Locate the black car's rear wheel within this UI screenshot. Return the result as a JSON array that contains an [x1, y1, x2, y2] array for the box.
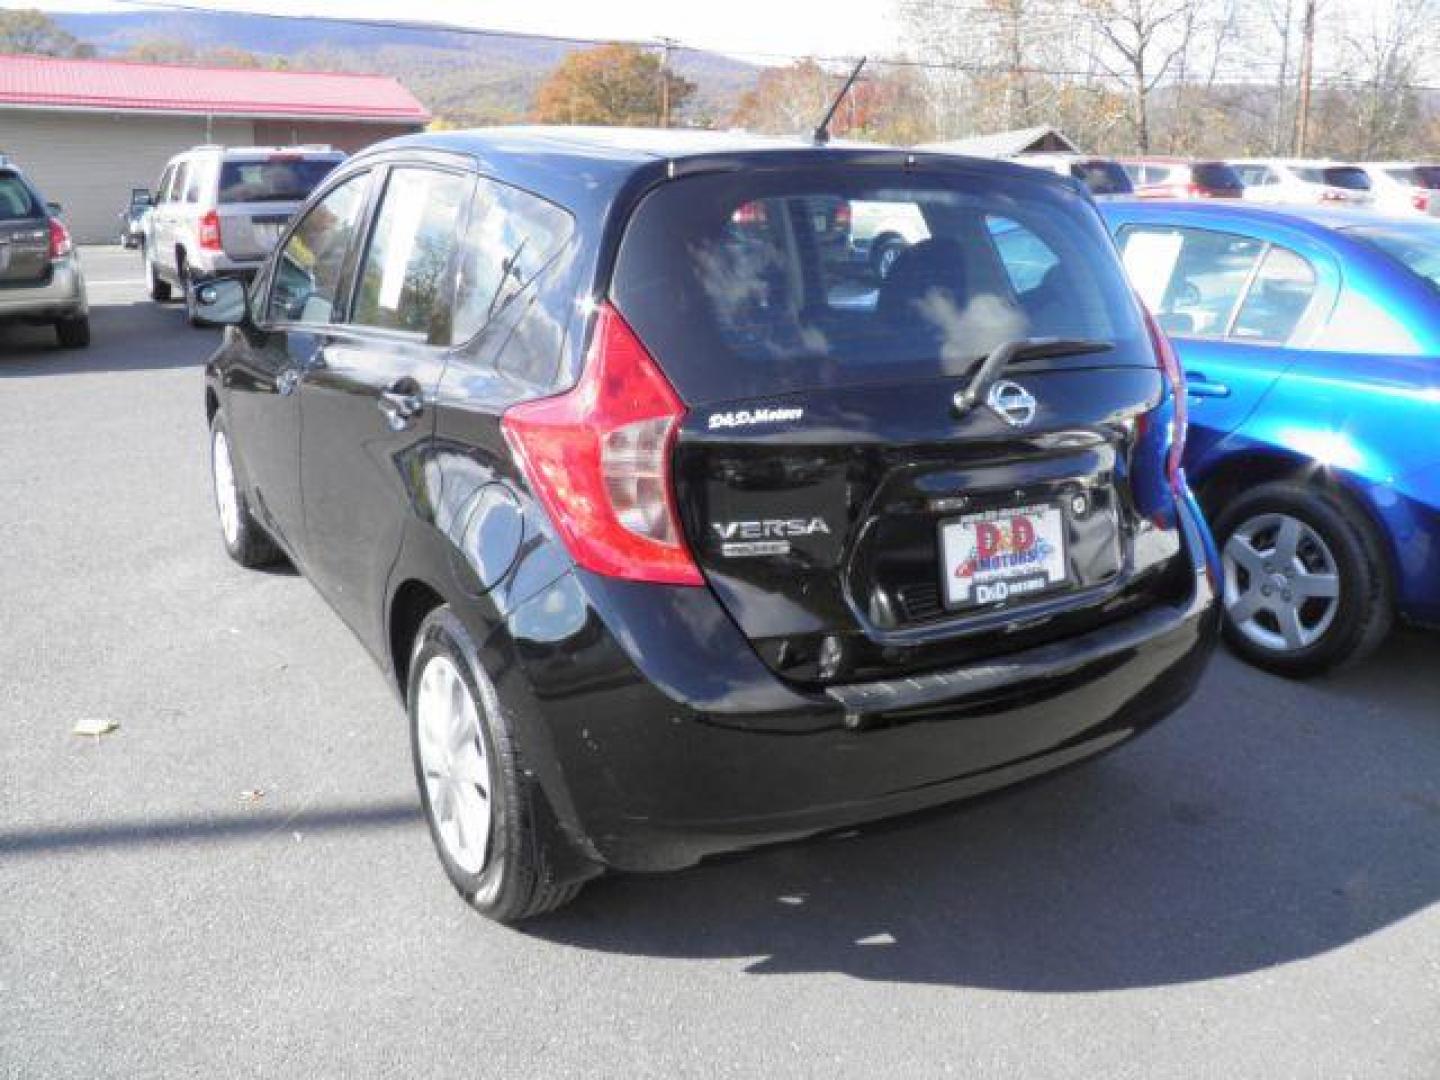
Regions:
[[408, 606, 585, 923], [1213, 480, 1392, 676], [209, 413, 280, 568]]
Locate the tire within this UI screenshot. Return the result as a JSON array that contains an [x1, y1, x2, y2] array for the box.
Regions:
[[147, 255, 172, 302], [209, 412, 281, 569], [54, 316, 90, 348], [408, 606, 586, 923], [1212, 479, 1392, 676], [180, 260, 206, 327]]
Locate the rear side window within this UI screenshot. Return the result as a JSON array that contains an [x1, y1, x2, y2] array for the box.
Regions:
[[452, 178, 574, 343], [1347, 224, 1440, 291], [219, 158, 339, 204], [611, 168, 1148, 404], [267, 172, 370, 325], [350, 167, 471, 338], [1118, 225, 1315, 344], [0, 173, 38, 220], [1412, 166, 1440, 189]]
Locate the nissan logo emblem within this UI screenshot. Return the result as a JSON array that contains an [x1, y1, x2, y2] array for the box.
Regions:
[[986, 380, 1038, 427]]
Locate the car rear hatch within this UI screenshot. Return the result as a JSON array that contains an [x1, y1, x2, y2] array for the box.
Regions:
[[0, 170, 51, 286], [610, 161, 1191, 688], [216, 154, 342, 260]]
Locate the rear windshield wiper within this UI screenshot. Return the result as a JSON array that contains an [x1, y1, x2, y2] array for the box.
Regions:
[[953, 337, 1113, 416]]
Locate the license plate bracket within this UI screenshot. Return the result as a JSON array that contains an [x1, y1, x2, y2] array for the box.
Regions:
[[939, 501, 1069, 610]]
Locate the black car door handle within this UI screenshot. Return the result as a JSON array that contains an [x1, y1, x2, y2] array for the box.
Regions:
[[378, 381, 424, 429]]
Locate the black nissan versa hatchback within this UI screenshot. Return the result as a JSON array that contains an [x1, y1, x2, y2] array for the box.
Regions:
[[198, 127, 1220, 922]]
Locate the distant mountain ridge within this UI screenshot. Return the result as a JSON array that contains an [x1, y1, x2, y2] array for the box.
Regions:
[[51, 10, 761, 125]]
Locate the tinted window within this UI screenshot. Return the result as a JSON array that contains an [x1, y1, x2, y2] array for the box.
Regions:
[[1232, 246, 1317, 343], [171, 163, 190, 204], [1192, 163, 1244, 190], [219, 159, 340, 204], [1118, 225, 1264, 338], [612, 168, 1149, 404], [267, 172, 370, 325], [1070, 161, 1132, 196], [1347, 224, 1440, 291], [453, 178, 574, 343], [1413, 166, 1440, 189], [0, 173, 38, 220], [351, 167, 471, 338], [1321, 166, 1371, 190], [183, 160, 205, 203]]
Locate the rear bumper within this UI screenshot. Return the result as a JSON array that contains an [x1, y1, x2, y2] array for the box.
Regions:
[[0, 256, 86, 321], [498, 496, 1219, 874], [187, 251, 262, 282]]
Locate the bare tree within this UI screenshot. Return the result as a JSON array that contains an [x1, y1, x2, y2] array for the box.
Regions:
[[1080, 0, 1203, 152]]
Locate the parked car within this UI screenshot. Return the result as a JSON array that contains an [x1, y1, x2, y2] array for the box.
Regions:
[[143, 144, 345, 325], [1101, 198, 1440, 674], [1229, 159, 1375, 207], [1351, 162, 1440, 216], [0, 155, 88, 347], [118, 187, 152, 248], [1120, 158, 1245, 199], [1009, 153, 1135, 197], [198, 128, 1218, 922]]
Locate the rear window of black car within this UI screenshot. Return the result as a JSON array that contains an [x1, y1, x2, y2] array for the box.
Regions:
[[610, 166, 1149, 404], [1072, 161, 1133, 196], [0, 172, 38, 220], [1191, 163, 1243, 190], [219, 158, 340, 203]]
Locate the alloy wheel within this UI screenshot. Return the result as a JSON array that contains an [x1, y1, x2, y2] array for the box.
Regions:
[[211, 428, 241, 548], [1222, 512, 1341, 654], [415, 655, 493, 875]]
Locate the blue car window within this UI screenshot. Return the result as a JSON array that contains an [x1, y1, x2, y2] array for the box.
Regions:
[[1118, 225, 1265, 339], [1232, 246, 1317, 343]]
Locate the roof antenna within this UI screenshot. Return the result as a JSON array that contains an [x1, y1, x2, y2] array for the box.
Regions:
[[813, 56, 867, 147]]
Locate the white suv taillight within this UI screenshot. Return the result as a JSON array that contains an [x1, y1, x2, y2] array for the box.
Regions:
[[198, 209, 223, 252]]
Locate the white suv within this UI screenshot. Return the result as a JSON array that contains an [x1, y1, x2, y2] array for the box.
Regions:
[[1229, 159, 1375, 207], [1351, 162, 1440, 216], [143, 145, 345, 324]]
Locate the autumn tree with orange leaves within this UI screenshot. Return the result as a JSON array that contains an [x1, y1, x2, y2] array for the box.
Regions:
[[532, 44, 695, 126]]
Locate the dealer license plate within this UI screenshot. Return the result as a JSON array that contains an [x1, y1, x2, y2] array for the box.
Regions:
[[940, 503, 1068, 609]]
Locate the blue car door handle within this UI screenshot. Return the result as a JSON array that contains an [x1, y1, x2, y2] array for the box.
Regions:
[[1186, 372, 1231, 398]]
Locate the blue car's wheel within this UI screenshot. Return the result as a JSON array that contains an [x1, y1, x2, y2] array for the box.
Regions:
[[1214, 481, 1392, 676]]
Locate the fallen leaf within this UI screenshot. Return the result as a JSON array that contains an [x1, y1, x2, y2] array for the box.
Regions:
[[72, 718, 119, 737]]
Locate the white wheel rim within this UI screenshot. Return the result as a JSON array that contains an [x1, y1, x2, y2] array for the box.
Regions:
[[1222, 512, 1341, 654], [211, 429, 241, 547], [416, 655, 493, 875]]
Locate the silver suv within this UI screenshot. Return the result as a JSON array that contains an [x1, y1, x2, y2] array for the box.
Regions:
[[143, 145, 344, 324], [0, 156, 88, 348]]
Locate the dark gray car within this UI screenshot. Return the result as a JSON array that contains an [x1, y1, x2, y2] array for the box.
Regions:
[[0, 160, 88, 347]]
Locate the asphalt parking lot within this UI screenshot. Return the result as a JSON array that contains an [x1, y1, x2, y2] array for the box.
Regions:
[[2, 246, 1439, 1078]]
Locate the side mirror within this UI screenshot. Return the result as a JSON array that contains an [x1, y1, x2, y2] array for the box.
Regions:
[[193, 276, 248, 326], [46, 201, 63, 216]]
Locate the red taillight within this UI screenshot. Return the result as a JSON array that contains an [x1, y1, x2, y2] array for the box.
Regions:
[[198, 209, 223, 251], [501, 302, 703, 587], [832, 200, 851, 230], [1185, 183, 1204, 198], [730, 200, 767, 226], [47, 216, 71, 259], [1141, 301, 1187, 487], [1413, 190, 1431, 211]]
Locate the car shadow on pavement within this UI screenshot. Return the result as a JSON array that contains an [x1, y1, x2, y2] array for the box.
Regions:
[[0, 300, 217, 376], [532, 629, 1440, 992]]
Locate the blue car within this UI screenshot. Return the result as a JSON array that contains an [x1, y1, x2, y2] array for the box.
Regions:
[[1100, 200, 1440, 675]]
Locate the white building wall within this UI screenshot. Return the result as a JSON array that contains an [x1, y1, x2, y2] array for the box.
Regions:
[[0, 110, 255, 243]]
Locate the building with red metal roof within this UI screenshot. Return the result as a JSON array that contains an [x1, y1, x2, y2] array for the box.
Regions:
[[0, 53, 430, 241]]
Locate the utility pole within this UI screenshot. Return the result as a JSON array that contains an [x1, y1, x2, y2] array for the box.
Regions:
[[1293, 0, 1316, 156], [657, 36, 677, 128]]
